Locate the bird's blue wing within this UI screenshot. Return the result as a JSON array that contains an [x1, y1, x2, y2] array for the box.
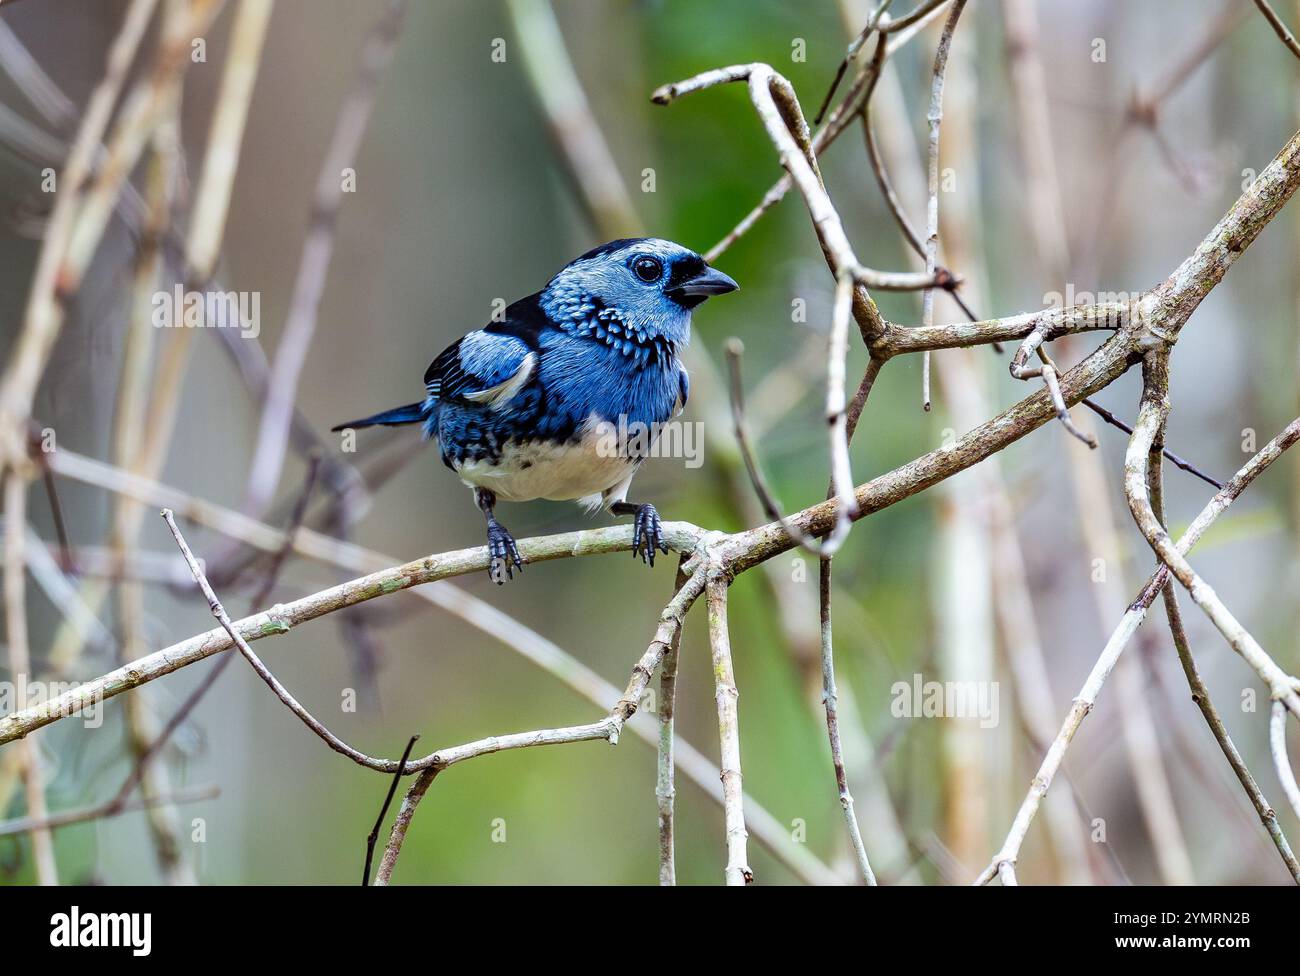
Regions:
[[424, 330, 535, 408]]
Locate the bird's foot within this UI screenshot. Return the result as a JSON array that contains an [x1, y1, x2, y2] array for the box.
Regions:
[[630, 503, 670, 567], [486, 519, 523, 584]]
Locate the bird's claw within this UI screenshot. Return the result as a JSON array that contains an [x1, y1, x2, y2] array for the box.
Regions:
[[630, 503, 670, 567], [487, 521, 523, 584]]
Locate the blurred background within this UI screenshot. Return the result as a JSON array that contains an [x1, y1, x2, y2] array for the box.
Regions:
[[2, 0, 1299, 885]]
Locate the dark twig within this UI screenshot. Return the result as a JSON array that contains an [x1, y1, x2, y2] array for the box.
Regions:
[[35, 442, 76, 573], [363, 734, 419, 886], [1254, 0, 1300, 61], [1081, 399, 1222, 489]]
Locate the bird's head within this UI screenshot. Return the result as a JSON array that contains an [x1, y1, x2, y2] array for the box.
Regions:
[[541, 238, 738, 348]]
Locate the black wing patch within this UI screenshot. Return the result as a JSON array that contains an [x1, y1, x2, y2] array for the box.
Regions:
[[423, 338, 472, 403], [424, 294, 549, 405]]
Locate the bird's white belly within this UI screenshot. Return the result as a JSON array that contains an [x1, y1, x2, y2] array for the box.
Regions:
[[455, 419, 638, 504]]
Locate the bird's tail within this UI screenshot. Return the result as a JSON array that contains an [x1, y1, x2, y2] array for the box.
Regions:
[[331, 401, 427, 432]]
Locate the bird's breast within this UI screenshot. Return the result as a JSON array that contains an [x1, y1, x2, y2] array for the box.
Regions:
[[535, 338, 681, 432], [453, 413, 639, 503]]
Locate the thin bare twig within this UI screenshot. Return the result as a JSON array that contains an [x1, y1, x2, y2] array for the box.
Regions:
[[4, 473, 56, 883], [1159, 551, 1289, 878], [0, 785, 218, 838], [363, 734, 418, 886], [919, 0, 969, 411], [1254, 0, 1300, 62], [880, 0, 951, 34], [1271, 702, 1300, 821], [657, 561, 687, 886], [1124, 357, 1300, 719], [1154, 465, 1300, 882], [162, 508, 427, 772], [374, 767, 437, 885], [863, 108, 924, 256], [819, 557, 877, 884], [0, 0, 166, 459], [1008, 321, 1098, 448], [243, 0, 407, 517], [724, 338, 852, 557], [812, 0, 892, 125], [703, 4, 951, 265], [707, 577, 751, 885], [653, 62, 889, 342], [975, 413, 1300, 884]]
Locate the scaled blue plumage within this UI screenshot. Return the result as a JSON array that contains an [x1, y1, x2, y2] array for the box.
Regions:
[[331, 237, 737, 582]]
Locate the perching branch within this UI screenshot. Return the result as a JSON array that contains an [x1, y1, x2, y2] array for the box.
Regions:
[[23, 444, 840, 882]]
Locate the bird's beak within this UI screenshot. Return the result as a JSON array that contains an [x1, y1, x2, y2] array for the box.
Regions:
[[669, 266, 739, 301]]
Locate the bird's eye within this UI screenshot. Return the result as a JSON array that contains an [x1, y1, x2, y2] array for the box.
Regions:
[[632, 256, 663, 283]]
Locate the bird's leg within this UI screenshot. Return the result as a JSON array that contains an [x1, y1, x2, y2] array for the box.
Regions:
[[610, 501, 670, 567], [475, 487, 522, 584]]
